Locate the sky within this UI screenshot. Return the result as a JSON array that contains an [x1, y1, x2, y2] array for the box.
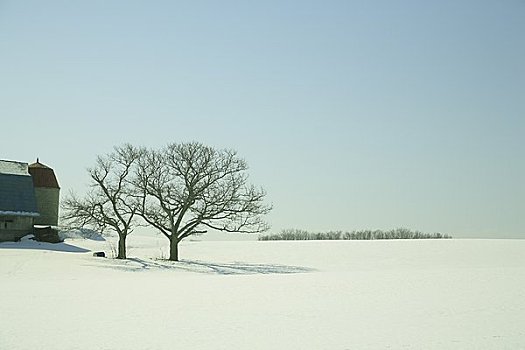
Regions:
[[1, 0, 523, 238]]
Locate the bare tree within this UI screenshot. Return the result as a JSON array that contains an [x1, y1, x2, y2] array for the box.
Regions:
[[62, 144, 143, 259], [136, 142, 271, 261]]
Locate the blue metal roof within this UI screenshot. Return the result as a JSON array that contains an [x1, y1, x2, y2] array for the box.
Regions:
[[0, 173, 39, 216]]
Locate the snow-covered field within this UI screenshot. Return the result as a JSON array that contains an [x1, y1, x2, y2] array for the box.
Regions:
[[1, 235, 524, 349]]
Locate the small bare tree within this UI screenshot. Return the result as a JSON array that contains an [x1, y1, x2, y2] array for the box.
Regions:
[[136, 142, 271, 261], [62, 144, 143, 259]]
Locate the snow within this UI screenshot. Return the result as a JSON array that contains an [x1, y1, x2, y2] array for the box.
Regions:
[[0, 210, 40, 217], [0, 160, 29, 176], [1, 236, 524, 349]]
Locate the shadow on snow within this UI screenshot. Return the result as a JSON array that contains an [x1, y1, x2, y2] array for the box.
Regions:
[[98, 257, 315, 275], [0, 241, 90, 253]]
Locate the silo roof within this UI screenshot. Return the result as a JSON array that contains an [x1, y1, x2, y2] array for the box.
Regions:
[[28, 160, 60, 189]]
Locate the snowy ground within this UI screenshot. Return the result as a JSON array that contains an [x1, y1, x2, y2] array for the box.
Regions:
[[1, 235, 524, 349]]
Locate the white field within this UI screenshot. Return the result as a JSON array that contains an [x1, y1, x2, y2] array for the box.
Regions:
[[1, 235, 524, 350]]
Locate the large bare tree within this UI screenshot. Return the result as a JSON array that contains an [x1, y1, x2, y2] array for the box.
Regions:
[[136, 142, 271, 261], [62, 144, 143, 259]]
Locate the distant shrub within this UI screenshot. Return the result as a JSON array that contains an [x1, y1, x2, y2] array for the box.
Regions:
[[259, 228, 451, 241], [58, 228, 106, 241]]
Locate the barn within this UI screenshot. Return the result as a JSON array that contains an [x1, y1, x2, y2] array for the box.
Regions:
[[0, 159, 60, 242]]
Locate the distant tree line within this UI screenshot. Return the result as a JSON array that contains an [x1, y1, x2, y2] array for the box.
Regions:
[[258, 228, 452, 241]]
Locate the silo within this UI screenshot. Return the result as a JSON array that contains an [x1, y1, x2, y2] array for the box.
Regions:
[[28, 159, 60, 226]]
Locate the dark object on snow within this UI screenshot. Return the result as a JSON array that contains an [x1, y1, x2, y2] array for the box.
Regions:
[[93, 251, 106, 258], [34, 226, 62, 243]]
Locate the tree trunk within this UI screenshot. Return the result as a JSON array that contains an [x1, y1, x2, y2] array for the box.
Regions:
[[169, 237, 179, 261], [117, 234, 127, 259]]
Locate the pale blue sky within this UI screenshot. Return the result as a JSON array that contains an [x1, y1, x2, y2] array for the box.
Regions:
[[1, 1, 523, 238]]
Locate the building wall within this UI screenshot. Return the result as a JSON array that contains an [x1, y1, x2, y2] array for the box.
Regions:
[[0, 216, 34, 241], [33, 187, 60, 226]]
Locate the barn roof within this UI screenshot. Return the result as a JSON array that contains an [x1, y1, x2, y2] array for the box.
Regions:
[[0, 173, 40, 217], [0, 160, 29, 176]]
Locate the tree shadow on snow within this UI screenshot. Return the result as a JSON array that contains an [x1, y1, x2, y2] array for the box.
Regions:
[[98, 258, 315, 275], [0, 241, 90, 253]]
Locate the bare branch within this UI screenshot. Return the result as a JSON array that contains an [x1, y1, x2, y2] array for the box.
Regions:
[[61, 144, 144, 259], [135, 142, 272, 261]]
